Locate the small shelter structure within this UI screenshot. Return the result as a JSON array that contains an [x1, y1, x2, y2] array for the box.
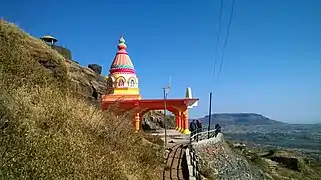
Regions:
[[40, 35, 58, 45]]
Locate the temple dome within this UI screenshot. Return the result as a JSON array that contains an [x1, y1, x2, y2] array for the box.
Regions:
[[109, 36, 135, 74]]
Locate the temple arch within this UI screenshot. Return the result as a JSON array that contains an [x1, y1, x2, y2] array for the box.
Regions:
[[138, 106, 182, 132], [116, 76, 126, 87], [128, 78, 136, 87], [140, 107, 179, 118]]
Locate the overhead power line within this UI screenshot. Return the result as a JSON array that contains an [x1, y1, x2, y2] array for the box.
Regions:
[[211, 0, 224, 91], [215, 0, 235, 86]]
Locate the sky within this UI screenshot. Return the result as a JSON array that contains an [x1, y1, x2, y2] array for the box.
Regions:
[[1, 0, 321, 123]]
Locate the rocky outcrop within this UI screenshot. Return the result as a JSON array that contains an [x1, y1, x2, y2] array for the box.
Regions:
[[230, 143, 321, 179], [262, 150, 305, 172], [142, 111, 176, 130], [64, 59, 108, 103], [88, 64, 102, 74], [193, 134, 267, 180], [142, 111, 162, 130]]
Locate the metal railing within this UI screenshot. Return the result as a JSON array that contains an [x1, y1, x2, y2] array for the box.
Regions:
[[189, 128, 220, 180], [189, 127, 219, 144], [187, 127, 221, 180]]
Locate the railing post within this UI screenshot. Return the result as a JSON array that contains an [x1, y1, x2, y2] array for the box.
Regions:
[[192, 151, 196, 176], [196, 129, 199, 142], [194, 153, 198, 177]]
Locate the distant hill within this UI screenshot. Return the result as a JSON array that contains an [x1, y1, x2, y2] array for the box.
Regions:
[[197, 113, 286, 126]]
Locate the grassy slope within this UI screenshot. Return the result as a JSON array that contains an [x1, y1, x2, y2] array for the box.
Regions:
[[0, 20, 162, 180]]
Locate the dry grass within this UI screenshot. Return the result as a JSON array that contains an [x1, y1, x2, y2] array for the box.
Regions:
[[0, 19, 163, 179], [0, 20, 69, 90]]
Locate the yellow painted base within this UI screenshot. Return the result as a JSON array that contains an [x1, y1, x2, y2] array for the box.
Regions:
[[179, 128, 184, 133], [182, 129, 191, 135], [114, 87, 140, 95], [175, 126, 179, 130]]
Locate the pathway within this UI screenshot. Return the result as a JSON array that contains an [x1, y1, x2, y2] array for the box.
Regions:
[[149, 129, 190, 180]]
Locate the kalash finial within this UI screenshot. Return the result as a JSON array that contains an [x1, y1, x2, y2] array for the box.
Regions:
[[117, 35, 127, 51]]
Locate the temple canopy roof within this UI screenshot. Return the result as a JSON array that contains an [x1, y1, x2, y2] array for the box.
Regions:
[[109, 36, 135, 75]]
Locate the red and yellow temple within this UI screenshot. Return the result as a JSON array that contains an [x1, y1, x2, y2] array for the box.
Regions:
[[101, 36, 199, 134]]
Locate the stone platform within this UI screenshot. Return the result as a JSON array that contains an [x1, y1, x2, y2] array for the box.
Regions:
[[148, 129, 190, 146]]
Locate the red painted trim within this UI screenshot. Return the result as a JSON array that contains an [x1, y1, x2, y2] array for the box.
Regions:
[[116, 52, 128, 55], [102, 98, 199, 104], [110, 68, 136, 74]]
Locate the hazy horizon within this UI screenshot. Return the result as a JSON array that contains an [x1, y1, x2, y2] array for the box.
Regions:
[[191, 112, 320, 124]]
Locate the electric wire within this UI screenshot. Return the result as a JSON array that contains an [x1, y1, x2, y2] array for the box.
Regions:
[[215, 0, 235, 86], [209, 0, 235, 130], [211, 0, 224, 92]]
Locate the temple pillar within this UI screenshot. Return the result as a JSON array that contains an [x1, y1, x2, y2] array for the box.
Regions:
[[139, 113, 143, 131], [134, 113, 140, 132], [181, 110, 190, 135], [178, 114, 182, 131], [175, 112, 181, 131], [179, 113, 185, 133]]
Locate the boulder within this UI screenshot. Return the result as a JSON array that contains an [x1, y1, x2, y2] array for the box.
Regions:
[[88, 64, 102, 74]]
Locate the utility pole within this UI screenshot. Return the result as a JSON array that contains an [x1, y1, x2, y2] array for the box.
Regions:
[[163, 87, 168, 151], [208, 92, 212, 138], [163, 77, 171, 154]]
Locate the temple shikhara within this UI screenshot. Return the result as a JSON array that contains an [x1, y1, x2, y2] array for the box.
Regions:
[[101, 36, 199, 134]]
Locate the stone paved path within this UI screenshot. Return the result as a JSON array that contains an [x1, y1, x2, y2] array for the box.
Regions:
[[163, 144, 186, 179], [149, 129, 190, 180]]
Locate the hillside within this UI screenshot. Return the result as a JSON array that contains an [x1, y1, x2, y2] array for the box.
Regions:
[[197, 113, 321, 167], [194, 135, 267, 180], [0, 20, 163, 179], [228, 140, 321, 180], [198, 113, 285, 126], [193, 134, 321, 180]]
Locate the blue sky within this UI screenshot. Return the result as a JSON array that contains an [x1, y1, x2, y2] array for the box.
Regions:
[[1, 0, 321, 123]]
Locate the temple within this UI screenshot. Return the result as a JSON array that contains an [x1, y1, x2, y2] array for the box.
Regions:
[[101, 36, 199, 134], [103, 36, 142, 101]]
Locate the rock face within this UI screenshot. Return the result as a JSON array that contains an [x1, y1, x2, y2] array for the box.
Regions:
[[88, 64, 102, 75], [142, 111, 176, 130], [64, 59, 108, 103], [194, 135, 267, 180], [36, 54, 107, 103]]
